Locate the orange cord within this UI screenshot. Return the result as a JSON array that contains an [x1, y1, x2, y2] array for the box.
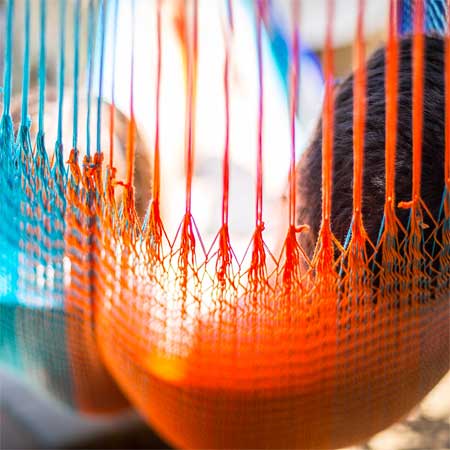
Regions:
[[412, 0, 424, 204], [321, 0, 335, 231], [385, 0, 399, 209], [352, 0, 366, 232]]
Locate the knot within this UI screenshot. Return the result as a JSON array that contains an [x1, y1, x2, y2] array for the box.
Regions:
[[113, 179, 129, 189], [295, 224, 310, 234], [93, 151, 104, 165], [398, 200, 414, 209], [256, 222, 265, 233], [66, 148, 81, 183], [107, 165, 117, 179]]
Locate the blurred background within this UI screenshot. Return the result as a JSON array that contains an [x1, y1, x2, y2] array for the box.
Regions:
[[1, 0, 449, 449]]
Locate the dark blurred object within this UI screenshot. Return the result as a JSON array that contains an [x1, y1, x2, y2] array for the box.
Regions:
[[0, 369, 170, 450]]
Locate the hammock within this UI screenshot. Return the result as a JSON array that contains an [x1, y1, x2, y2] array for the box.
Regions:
[[0, 0, 448, 448]]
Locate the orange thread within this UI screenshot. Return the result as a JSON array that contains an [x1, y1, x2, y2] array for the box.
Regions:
[[385, 0, 399, 209], [446, 0, 450, 190], [184, 0, 198, 215], [255, 0, 266, 227], [289, 0, 300, 228], [321, 0, 335, 231], [109, 104, 114, 168], [412, 0, 424, 203], [126, 0, 136, 188], [153, 0, 162, 205], [222, 0, 233, 226], [352, 0, 366, 232]]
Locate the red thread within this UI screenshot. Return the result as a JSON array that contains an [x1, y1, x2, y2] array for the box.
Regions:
[[289, 0, 300, 228], [445, 0, 450, 190], [385, 0, 399, 208], [321, 0, 335, 230], [412, 0, 424, 203], [126, 0, 136, 188], [153, 0, 162, 205], [184, 0, 198, 215], [255, 0, 265, 227], [352, 0, 366, 232], [222, 0, 233, 226]]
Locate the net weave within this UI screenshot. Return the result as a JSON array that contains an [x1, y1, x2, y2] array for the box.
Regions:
[[0, 0, 449, 448]]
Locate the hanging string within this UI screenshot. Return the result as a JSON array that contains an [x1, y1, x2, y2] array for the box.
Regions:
[[385, 0, 399, 208], [86, 0, 95, 159], [281, 0, 306, 290], [96, 0, 106, 154], [72, 0, 81, 152], [38, 0, 46, 137], [184, 0, 198, 215], [352, 0, 366, 228], [446, 0, 450, 191], [255, 0, 265, 227], [153, 0, 163, 205], [126, 0, 136, 187], [20, 0, 31, 129], [2, 0, 14, 118], [226, 0, 234, 29], [288, 0, 300, 228], [321, 0, 335, 230], [109, 0, 119, 168], [56, 0, 66, 151], [221, 0, 234, 226], [412, 0, 424, 203]]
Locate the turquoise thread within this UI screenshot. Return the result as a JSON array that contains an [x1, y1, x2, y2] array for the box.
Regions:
[[86, 0, 95, 159], [72, 0, 81, 152], [2, 0, 14, 117], [96, 0, 106, 154], [56, 0, 67, 155], [20, 0, 31, 128], [38, 0, 47, 137]]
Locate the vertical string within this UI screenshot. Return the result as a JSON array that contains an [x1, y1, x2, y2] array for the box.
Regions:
[[446, 0, 450, 191], [126, 0, 136, 186], [72, 0, 81, 151], [2, 0, 14, 117], [321, 0, 335, 229], [86, 0, 95, 159], [352, 0, 366, 224], [38, 0, 46, 136], [222, 0, 234, 226], [255, 0, 265, 227], [96, 0, 106, 154], [109, 0, 119, 167], [385, 0, 399, 206], [412, 0, 424, 203], [288, 0, 300, 228], [226, 0, 234, 28], [184, 0, 198, 214], [153, 0, 163, 205], [20, 0, 31, 128], [56, 0, 66, 150]]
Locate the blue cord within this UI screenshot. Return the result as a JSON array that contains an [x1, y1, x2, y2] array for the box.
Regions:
[[56, 0, 67, 152], [38, 0, 47, 136], [2, 0, 14, 118], [72, 0, 81, 152], [86, 0, 95, 159], [399, 0, 447, 35], [96, 0, 106, 154], [20, 0, 31, 128], [431, 188, 448, 258]]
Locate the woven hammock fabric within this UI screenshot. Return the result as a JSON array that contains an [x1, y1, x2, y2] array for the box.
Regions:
[[0, 0, 449, 449]]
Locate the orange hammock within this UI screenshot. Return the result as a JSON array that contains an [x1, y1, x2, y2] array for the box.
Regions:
[[0, 0, 449, 448]]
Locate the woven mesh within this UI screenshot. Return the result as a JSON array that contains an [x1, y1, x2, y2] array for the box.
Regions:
[[0, 0, 449, 448], [400, 0, 448, 34]]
